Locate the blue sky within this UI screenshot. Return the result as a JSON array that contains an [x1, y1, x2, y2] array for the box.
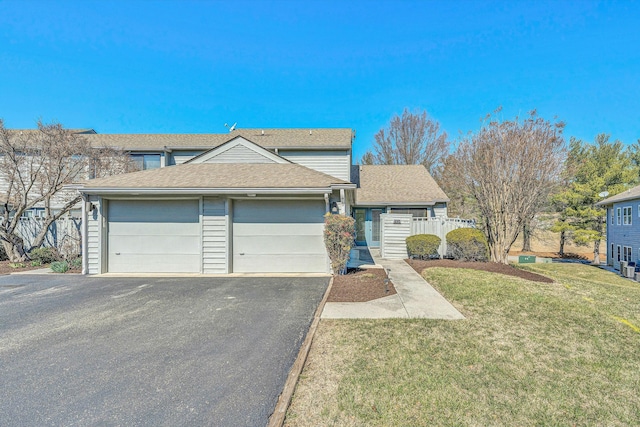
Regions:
[[1, 0, 638, 159]]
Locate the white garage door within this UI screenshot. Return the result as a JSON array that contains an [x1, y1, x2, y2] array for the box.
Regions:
[[233, 199, 327, 273], [108, 199, 201, 273]]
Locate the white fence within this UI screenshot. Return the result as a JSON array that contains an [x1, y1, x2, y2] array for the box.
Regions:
[[380, 214, 476, 259], [12, 218, 82, 255]]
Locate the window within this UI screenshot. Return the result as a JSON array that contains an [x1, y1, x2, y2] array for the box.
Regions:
[[131, 153, 161, 170], [617, 245, 621, 262], [21, 208, 45, 219], [611, 209, 615, 225], [624, 246, 633, 262], [389, 208, 429, 218], [617, 207, 621, 225], [612, 243, 614, 259], [623, 206, 632, 225]]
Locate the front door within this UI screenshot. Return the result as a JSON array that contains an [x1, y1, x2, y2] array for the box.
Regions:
[[370, 209, 383, 247], [353, 208, 384, 247]]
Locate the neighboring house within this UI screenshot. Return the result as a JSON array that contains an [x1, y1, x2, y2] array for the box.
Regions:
[[66, 128, 451, 275], [596, 184, 640, 270]]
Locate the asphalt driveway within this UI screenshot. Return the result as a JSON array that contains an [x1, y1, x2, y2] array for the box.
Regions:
[[0, 274, 329, 427]]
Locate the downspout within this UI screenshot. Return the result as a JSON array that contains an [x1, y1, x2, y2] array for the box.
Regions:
[[81, 193, 88, 275]]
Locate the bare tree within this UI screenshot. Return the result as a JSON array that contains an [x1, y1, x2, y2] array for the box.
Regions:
[[456, 110, 565, 264], [0, 119, 137, 261], [437, 151, 478, 219], [361, 108, 449, 175]]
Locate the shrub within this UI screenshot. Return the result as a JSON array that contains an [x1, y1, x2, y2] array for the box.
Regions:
[[446, 228, 489, 261], [9, 262, 25, 269], [70, 257, 82, 269], [50, 261, 69, 273], [30, 260, 42, 267], [29, 247, 60, 264], [406, 234, 441, 259], [0, 244, 7, 261], [323, 213, 355, 275]]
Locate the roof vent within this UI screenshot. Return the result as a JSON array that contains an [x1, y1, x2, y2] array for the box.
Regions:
[[261, 130, 264, 136], [309, 130, 312, 135]]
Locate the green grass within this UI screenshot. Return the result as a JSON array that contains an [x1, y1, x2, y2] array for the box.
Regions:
[[286, 263, 640, 426]]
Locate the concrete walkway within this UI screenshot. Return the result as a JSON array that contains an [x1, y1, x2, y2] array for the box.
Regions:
[[322, 249, 464, 320]]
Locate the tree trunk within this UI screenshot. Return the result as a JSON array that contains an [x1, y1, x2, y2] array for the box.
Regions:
[[559, 230, 566, 256], [522, 222, 532, 252], [489, 240, 509, 264], [593, 215, 604, 265], [2, 235, 28, 263]]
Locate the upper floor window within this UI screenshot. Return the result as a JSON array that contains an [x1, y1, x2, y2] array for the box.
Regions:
[[611, 209, 615, 225], [623, 206, 632, 225], [617, 207, 621, 225], [131, 153, 161, 170]]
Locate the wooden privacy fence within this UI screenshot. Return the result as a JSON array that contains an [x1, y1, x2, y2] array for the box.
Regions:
[[380, 214, 476, 259]]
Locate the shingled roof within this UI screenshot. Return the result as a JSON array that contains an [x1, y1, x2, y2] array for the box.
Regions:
[[351, 165, 449, 205], [76, 163, 353, 191], [82, 128, 353, 151], [595, 184, 640, 206]]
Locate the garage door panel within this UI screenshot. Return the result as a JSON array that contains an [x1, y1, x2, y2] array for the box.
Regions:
[[109, 254, 200, 273], [109, 222, 200, 235], [109, 235, 201, 255], [109, 200, 198, 222], [233, 254, 326, 273], [233, 204, 321, 223], [234, 235, 325, 255], [108, 199, 201, 273], [233, 223, 324, 236]]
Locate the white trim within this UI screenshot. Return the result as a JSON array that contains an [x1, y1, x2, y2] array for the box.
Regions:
[[623, 206, 632, 225], [76, 186, 354, 196], [81, 194, 88, 275], [199, 197, 204, 274], [353, 200, 449, 207]]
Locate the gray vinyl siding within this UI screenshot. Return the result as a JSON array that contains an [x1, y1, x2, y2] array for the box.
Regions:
[[202, 198, 228, 274], [433, 203, 448, 217], [203, 145, 276, 163], [280, 150, 350, 181], [379, 213, 412, 259], [87, 196, 102, 274], [169, 150, 206, 165], [606, 200, 640, 269]]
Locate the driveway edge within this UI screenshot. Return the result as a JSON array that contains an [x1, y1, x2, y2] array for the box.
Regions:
[[267, 276, 334, 427]]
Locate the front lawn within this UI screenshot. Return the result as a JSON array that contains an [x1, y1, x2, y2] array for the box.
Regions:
[[285, 263, 640, 426]]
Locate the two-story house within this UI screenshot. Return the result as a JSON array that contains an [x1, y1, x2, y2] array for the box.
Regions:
[[67, 128, 449, 275], [596, 184, 640, 270]]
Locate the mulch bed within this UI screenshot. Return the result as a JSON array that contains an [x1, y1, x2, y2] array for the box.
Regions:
[[405, 258, 554, 283], [0, 260, 51, 275], [328, 267, 397, 302]]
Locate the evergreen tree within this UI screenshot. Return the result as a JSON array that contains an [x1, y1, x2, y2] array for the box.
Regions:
[[552, 134, 640, 263]]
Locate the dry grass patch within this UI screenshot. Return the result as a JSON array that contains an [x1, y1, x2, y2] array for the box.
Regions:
[[286, 264, 640, 426]]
